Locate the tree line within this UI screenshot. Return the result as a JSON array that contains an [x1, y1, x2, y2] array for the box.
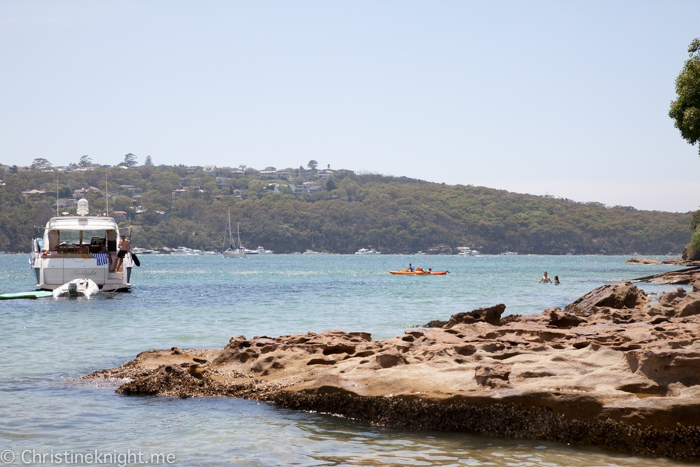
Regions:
[[0, 164, 693, 255]]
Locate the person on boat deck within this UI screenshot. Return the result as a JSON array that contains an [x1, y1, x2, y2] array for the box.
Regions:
[[554, 276, 560, 285], [112, 234, 130, 272], [408, 263, 414, 272], [538, 271, 552, 284]]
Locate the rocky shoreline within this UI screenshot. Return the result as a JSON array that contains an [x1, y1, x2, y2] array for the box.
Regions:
[[86, 280, 700, 460]]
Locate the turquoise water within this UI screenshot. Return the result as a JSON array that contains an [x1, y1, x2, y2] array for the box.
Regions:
[[0, 254, 692, 466]]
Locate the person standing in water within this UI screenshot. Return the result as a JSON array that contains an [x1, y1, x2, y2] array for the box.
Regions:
[[538, 271, 552, 284], [554, 276, 560, 285]]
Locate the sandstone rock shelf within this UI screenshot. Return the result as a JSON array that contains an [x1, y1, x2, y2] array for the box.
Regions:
[[85, 282, 700, 460]]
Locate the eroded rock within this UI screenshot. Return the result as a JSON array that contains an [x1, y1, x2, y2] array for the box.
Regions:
[[445, 304, 505, 327]]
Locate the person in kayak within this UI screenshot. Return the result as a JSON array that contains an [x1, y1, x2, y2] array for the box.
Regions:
[[408, 263, 414, 272]]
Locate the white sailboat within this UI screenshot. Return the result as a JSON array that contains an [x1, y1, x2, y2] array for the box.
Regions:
[[222, 211, 245, 258]]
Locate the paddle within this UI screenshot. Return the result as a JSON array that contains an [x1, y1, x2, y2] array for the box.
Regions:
[[129, 226, 141, 267]]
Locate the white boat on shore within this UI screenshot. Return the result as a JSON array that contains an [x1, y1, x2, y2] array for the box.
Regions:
[[52, 278, 100, 299], [30, 198, 133, 292]]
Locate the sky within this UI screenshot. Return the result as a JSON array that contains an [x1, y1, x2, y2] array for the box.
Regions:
[[1, 1, 699, 212]]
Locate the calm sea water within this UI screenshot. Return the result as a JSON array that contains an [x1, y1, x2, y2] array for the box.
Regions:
[[0, 254, 693, 466]]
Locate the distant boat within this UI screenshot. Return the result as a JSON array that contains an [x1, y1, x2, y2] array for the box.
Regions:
[[501, 251, 518, 255], [172, 247, 200, 255], [457, 247, 479, 256], [355, 248, 380, 255], [303, 249, 320, 255], [222, 212, 245, 258], [255, 246, 273, 254]]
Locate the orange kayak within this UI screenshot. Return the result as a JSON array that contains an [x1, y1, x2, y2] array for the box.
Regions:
[[389, 270, 447, 275]]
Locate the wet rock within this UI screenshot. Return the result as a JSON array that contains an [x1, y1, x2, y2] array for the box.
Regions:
[[564, 282, 648, 315], [544, 307, 586, 328], [626, 257, 662, 264], [662, 257, 687, 265], [445, 304, 505, 327]]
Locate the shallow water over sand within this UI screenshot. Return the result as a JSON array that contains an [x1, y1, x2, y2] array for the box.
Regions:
[[0, 254, 693, 466]]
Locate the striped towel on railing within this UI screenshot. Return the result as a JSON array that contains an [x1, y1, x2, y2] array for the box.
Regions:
[[93, 253, 109, 266]]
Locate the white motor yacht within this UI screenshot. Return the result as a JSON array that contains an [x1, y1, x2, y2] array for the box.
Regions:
[[255, 246, 273, 254], [355, 248, 380, 255], [30, 199, 133, 292], [303, 249, 320, 255]]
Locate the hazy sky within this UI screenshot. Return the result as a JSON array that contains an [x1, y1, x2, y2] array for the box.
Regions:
[[2, 1, 699, 212]]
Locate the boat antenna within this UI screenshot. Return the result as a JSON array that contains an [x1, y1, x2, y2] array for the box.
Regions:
[[55, 169, 59, 217], [105, 171, 109, 216]]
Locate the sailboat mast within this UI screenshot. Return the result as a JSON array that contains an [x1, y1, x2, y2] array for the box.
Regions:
[[228, 210, 233, 248]]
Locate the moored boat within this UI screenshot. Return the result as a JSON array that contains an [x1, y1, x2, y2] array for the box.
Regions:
[[355, 248, 380, 255], [30, 199, 133, 292]]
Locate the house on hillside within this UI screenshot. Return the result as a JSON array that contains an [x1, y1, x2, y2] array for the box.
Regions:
[[22, 189, 46, 196], [112, 211, 127, 223], [203, 165, 216, 173], [234, 188, 248, 200], [172, 187, 187, 197], [260, 167, 278, 179], [216, 177, 230, 188]]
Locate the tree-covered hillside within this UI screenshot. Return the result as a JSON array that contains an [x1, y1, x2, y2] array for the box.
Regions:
[[0, 164, 692, 254]]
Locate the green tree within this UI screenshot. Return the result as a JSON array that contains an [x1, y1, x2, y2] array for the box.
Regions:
[[31, 158, 52, 169], [669, 38, 700, 260], [123, 153, 138, 168], [307, 160, 318, 171], [145, 155, 153, 166], [79, 155, 92, 167], [670, 38, 700, 155]]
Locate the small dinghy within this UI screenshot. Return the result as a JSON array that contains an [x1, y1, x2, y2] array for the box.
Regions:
[[53, 278, 100, 299]]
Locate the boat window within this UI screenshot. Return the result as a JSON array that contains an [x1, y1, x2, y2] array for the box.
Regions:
[[53, 230, 107, 254]]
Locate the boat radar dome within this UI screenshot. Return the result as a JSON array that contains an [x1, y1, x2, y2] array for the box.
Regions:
[[76, 198, 89, 216]]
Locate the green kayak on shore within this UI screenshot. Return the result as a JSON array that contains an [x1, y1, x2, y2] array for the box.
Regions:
[[0, 291, 53, 300]]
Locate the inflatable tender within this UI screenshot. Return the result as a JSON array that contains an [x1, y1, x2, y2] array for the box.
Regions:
[[53, 278, 100, 299]]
